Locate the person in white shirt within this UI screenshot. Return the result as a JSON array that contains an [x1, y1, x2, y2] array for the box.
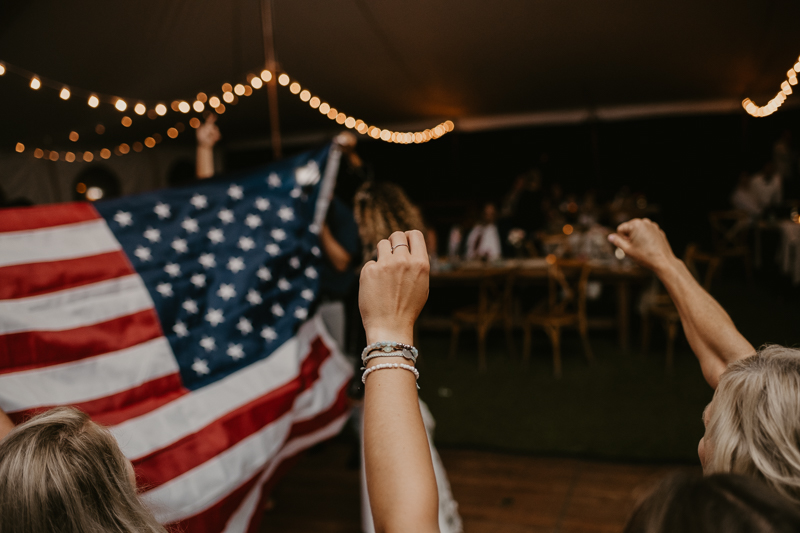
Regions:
[[731, 165, 782, 217], [465, 203, 502, 261]]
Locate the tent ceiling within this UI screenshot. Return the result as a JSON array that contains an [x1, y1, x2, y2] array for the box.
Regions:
[[1, 0, 798, 150]]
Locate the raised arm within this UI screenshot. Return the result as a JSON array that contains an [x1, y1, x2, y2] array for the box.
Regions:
[[0, 408, 14, 440], [196, 114, 221, 179], [359, 230, 439, 533], [609, 219, 755, 389]]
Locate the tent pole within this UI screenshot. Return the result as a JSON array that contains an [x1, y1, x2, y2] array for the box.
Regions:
[[260, 0, 282, 160]]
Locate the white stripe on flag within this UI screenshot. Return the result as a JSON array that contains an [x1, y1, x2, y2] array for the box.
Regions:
[[111, 315, 323, 460], [0, 274, 154, 335], [0, 219, 121, 268], [219, 413, 350, 533], [0, 337, 179, 412]]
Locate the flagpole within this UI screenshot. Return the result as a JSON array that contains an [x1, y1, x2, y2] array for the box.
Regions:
[[260, 0, 282, 160]]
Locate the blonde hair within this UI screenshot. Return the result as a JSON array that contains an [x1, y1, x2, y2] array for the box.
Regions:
[[353, 181, 426, 261], [706, 345, 800, 505], [0, 407, 167, 533]]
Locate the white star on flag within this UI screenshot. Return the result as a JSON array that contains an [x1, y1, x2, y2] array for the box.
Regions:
[[268, 173, 281, 187], [154, 202, 171, 219], [192, 358, 211, 375], [164, 263, 181, 277], [114, 211, 133, 227], [228, 184, 244, 200], [217, 284, 236, 301], [257, 267, 272, 281], [265, 243, 281, 256], [271, 303, 285, 317], [143, 227, 161, 242], [311, 246, 321, 257], [182, 299, 199, 314], [238, 236, 256, 251], [290, 188, 301, 198], [255, 198, 270, 211], [294, 308, 308, 319], [171, 238, 189, 254], [205, 308, 225, 327], [261, 327, 277, 341], [218, 209, 235, 224], [305, 266, 318, 279], [173, 321, 189, 338], [270, 229, 287, 241], [198, 253, 216, 269], [236, 317, 253, 335], [277, 206, 294, 221], [156, 283, 173, 297], [134, 246, 152, 261], [277, 278, 291, 291], [289, 257, 301, 269], [199, 336, 216, 352], [227, 343, 245, 360], [190, 194, 208, 209], [301, 289, 314, 301], [246, 289, 263, 305], [191, 273, 207, 288], [207, 228, 225, 244], [227, 257, 245, 273], [181, 217, 199, 233], [245, 214, 263, 229]]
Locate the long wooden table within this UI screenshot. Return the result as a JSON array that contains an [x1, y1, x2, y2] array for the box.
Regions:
[[423, 258, 651, 352]]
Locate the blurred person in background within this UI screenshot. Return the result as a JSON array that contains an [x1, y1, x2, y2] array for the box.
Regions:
[[465, 202, 502, 261]]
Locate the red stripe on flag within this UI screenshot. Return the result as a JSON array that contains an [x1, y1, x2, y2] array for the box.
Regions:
[[0, 251, 134, 300], [132, 338, 332, 489], [0, 202, 100, 232], [0, 309, 164, 373], [8, 373, 188, 426]]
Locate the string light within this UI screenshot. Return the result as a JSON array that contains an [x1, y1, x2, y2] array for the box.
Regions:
[[134, 103, 146, 115], [88, 95, 99, 108], [743, 53, 800, 117], [15, 142, 24, 153], [59, 87, 70, 100], [0, 64, 5, 75], [114, 99, 127, 112], [155, 103, 167, 116], [30, 77, 41, 90]]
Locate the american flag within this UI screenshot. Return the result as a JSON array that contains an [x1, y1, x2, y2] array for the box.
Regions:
[[0, 144, 353, 532]]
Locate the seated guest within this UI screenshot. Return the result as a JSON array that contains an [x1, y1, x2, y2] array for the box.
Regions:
[[0, 407, 166, 533], [465, 202, 502, 261], [732, 163, 783, 217], [625, 472, 800, 533]]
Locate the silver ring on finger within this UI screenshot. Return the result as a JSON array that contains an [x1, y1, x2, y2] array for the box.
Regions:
[[391, 243, 409, 253]]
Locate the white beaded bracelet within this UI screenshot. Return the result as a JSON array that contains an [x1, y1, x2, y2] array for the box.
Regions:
[[363, 350, 416, 364], [362, 363, 420, 389]]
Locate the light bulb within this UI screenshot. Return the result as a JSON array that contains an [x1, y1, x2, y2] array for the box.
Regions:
[[278, 74, 290, 86], [155, 103, 167, 115], [134, 103, 146, 115], [250, 77, 263, 89], [0, 64, 5, 75], [30, 77, 41, 90], [178, 101, 191, 113], [345, 117, 356, 128], [300, 90, 311, 101], [209, 96, 221, 108], [15, 142, 24, 153], [115, 99, 127, 112], [83, 151, 94, 162], [223, 92, 234, 103], [289, 82, 301, 94], [69, 131, 79, 142], [309, 96, 320, 108], [234, 84, 245, 96], [193, 100, 205, 112], [59, 87, 71, 100], [88, 95, 100, 108], [145, 137, 156, 148]]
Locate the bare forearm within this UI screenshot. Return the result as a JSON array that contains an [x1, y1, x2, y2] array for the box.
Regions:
[[320, 225, 352, 272], [364, 330, 439, 533], [196, 146, 215, 179], [656, 257, 755, 388], [0, 408, 14, 440]]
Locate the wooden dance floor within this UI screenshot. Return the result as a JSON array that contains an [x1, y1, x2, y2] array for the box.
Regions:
[[262, 438, 698, 533]]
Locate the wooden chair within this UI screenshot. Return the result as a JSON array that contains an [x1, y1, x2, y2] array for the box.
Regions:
[[709, 210, 752, 281], [450, 273, 514, 371], [521, 260, 593, 377], [641, 244, 720, 371]]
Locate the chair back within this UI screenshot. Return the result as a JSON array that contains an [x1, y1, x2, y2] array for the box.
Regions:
[[709, 210, 750, 254], [547, 259, 591, 319], [684, 243, 721, 291]]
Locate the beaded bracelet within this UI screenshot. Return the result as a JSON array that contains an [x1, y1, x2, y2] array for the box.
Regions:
[[363, 350, 416, 365], [362, 362, 420, 389], [361, 341, 419, 363]]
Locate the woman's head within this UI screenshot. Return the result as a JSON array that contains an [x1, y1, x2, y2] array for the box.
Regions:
[[625, 472, 800, 533], [353, 181, 426, 261], [701, 345, 800, 505], [0, 407, 166, 533]]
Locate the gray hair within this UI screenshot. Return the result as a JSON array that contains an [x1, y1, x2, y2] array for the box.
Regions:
[[706, 345, 800, 505], [0, 406, 166, 533]]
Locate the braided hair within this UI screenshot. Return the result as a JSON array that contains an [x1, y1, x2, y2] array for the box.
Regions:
[[353, 181, 426, 261]]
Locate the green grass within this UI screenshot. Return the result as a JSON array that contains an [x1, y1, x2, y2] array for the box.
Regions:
[[416, 276, 800, 464]]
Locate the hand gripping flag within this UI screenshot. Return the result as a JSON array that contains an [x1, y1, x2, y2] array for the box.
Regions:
[[0, 143, 353, 532]]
